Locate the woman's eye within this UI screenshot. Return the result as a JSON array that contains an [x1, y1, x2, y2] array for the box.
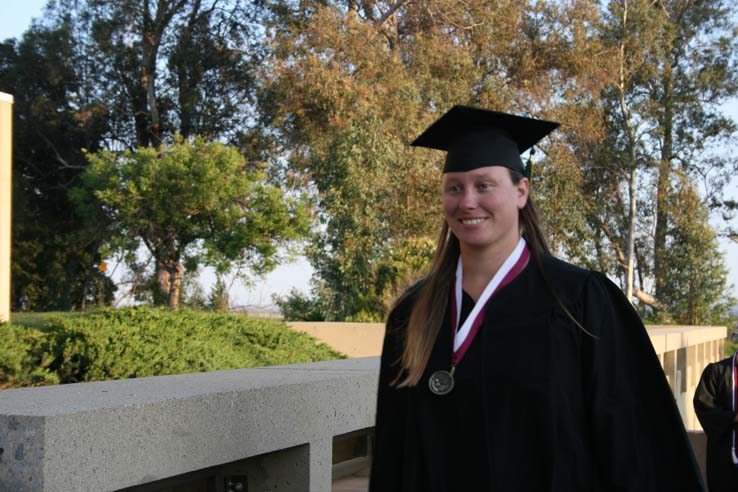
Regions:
[[478, 182, 492, 190]]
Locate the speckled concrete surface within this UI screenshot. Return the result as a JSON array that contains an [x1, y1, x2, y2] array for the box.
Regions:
[[0, 357, 380, 492]]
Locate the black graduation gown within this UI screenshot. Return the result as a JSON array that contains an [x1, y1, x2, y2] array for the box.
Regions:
[[369, 254, 705, 492], [694, 358, 738, 492]]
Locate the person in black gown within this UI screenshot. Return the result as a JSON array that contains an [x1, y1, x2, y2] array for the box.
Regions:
[[694, 352, 738, 492], [369, 105, 706, 491]]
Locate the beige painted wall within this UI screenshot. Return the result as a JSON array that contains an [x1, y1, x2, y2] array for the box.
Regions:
[[289, 322, 385, 358], [0, 92, 11, 323]]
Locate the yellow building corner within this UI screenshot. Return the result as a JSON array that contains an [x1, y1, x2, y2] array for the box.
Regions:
[[0, 92, 12, 322]]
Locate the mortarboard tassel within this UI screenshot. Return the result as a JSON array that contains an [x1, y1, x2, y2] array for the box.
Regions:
[[524, 147, 535, 182]]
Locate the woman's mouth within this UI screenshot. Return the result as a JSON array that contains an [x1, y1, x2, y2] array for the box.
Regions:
[[460, 218, 487, 225]]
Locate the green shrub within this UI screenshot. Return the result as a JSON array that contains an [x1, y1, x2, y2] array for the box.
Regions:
[[0, 322, 60, 388], [2, 307, 344, 388], [273, 288, 325, 321], [725, 338, 738, 358], [345, 310, 383, 323]]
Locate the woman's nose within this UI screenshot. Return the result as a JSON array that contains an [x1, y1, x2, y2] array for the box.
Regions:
[[458, 189, 477, 209]]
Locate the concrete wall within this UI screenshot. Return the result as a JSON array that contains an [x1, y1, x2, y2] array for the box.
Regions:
[[0, 92, 11, 323], [648, 325, 727, 430], [0, 358, 378, 492]]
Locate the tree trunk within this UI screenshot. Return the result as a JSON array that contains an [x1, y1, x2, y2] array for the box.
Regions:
[[167, 263, 184, 309], [687, 272, 697, 325], [619, 0, 636, 304], [156, 260, 183, 308], [626, 165, 636, 302], [654, 51, 674, 304], [156, 262, 171, 306], [141, 0, 162, 144]]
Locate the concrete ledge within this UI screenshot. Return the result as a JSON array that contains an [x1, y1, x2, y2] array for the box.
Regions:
[[646, 325, 726, 354], [0, 358, 379, 492]]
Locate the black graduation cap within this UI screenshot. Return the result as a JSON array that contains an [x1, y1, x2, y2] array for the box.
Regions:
[[411, 105, 560, 174]]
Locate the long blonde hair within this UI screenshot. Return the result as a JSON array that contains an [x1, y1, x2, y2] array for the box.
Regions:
[[393, 170, 550, 387]]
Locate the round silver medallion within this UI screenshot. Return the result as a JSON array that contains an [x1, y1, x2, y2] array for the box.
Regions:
[[429, 370, 455, 395]]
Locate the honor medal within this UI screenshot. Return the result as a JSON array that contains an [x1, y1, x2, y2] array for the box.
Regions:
[[429, 368, 455, 396]]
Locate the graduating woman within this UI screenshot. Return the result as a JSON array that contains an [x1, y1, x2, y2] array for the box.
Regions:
[[369, 106, 705, 491]]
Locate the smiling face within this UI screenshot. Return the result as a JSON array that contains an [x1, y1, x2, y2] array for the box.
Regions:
[[442, 166, 529, 256]]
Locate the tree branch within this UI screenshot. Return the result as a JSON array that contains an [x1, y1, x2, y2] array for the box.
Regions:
[[376, 0, 407, 27]]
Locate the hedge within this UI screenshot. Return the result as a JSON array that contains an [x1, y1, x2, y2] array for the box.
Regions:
[[0, 307, 344, 389]]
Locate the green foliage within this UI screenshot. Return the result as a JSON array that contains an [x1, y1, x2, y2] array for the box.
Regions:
[[261, 0, 620, 320], [10, 311, 80, 329], [0, 22, 113, 311], [0, 323, 60, 388], [725, 338, 738, 358], [275, 237, 434, 321], [655, 178, 737, 325], [55, 0, 264, 148], [3, 0, 269, 311], [1, 307, 343, 388], [73, 137, 309, 307], [273, 288, 326, 321], [208, 277, 230, 312], [372, 237, 436, 309], [345, 310, 384, 323], [304, 114, 439, 319], [582, 0, 738, 322]]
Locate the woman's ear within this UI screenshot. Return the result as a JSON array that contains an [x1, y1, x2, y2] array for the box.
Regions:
[[516, 177, 530, 209]]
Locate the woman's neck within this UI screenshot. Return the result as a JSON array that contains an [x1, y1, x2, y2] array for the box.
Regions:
[[459, 236, 521, 301]]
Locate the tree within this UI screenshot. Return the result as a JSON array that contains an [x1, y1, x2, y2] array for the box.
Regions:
[[608, 0, 659, 302], [582, 0, 738, 322], [261, 0, 613, 319], [657, 175, 735, 325], [649, 0, 738, 304], [3, 0, 273, 308], [64, 0, 262, 149], [72, 0, 274, 302], [73, 137, 308, 308], [0, 21, 113, 310]]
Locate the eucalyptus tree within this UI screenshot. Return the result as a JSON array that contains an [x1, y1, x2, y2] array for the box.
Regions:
[[589, 0, 738, 321], [261, 0, 613, 319], [649, 0, 738, 304]]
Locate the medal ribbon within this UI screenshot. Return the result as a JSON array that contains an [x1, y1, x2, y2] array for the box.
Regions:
[[730, 352, 738, 465], [451, 237, 530, 366]]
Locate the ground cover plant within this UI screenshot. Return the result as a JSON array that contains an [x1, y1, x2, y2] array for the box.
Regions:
[[0, 307, 344, 389]]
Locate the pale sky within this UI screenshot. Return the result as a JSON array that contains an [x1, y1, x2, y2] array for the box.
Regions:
[[2, 0, 737, 308], [0, 0, 47, 41]]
